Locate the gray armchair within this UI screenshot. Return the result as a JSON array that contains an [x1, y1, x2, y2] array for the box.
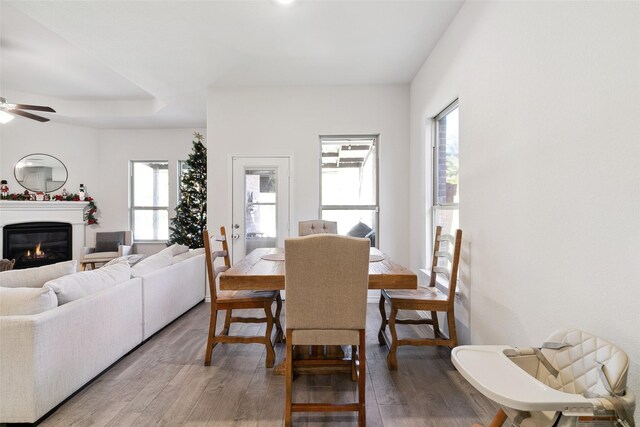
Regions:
[[81, 231, 133, 268]]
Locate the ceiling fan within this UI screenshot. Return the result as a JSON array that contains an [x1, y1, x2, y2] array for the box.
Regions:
[[0, 97, 56, 123]]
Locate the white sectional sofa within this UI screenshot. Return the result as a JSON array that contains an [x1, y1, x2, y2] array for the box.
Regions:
[[0, 246, 206, 424]]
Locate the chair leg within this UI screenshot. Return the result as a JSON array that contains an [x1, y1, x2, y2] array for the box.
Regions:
[[264, 303, 276, 368], [447, 309, 458, 348], [204, 304, 219, 366], [387, 305, 399, 370], [351, 345, 357, 381], [378, 294, 388, 345], [274, 292, 284, 343], [358, 330, 366, 427], [430, 310, 441, 338], [475, 409, 507, 427], [285, 330, 293, 427], [221, 309, 232, 336]]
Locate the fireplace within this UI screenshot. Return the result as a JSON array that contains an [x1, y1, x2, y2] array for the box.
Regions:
[[3, 222, 72, 269]]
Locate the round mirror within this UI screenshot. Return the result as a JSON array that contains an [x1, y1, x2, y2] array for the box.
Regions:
[[14, 154, 68, 193]]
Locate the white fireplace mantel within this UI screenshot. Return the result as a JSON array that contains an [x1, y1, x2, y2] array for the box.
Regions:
[[0, 201, 89, 261]]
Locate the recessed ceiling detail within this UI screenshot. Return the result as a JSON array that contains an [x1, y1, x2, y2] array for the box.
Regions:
[[1, 1, 463, 129]]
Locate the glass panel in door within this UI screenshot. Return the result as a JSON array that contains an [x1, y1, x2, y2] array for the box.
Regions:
[[244, 169, 277, 254]]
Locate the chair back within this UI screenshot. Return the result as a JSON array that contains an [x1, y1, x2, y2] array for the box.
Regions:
[[538, 329, 630, 396], [429, 226, 463, 304], [298, 220, 338, 236], [285, 234, 370, 330], [203, 226, 232, 301], [95, 231, 131, 251]]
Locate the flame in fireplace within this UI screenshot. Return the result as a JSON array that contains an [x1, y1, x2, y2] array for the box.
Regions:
[[25, 243, 45, 259]]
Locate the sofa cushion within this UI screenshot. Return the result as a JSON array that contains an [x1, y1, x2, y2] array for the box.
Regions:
[[0, 260, 78, 288], [0, 286, 58, 315], [171, 248, 205, 264], [45, 259, 131, 305], [131, 250, 173, 277]]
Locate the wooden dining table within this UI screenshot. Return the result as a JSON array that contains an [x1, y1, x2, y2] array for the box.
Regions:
[[219, 247, 417, 292], [218, 246, 417, 374]]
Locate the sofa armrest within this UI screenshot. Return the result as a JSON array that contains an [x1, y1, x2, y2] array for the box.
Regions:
[[81, 247, 96, 256], [0, 278, 143, 423]]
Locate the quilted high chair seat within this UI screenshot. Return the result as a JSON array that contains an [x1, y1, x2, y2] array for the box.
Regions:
[[453, 328, 636, 427]]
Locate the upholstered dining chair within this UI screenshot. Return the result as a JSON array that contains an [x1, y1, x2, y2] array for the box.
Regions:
[[203, 227, 283, 368], [80, 231, 132, 269], [298, 219, 338, 236], [284, 234, 370, 427], [378, 225, 463, 370]]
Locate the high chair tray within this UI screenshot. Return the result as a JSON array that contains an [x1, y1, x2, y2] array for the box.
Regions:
[[452, 345, 594, 416]]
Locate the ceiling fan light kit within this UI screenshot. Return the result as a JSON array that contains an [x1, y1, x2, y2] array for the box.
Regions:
[[0, 97, 56, 123]]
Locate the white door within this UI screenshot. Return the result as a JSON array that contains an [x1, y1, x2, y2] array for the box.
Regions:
[[231, 156, 290, 262]]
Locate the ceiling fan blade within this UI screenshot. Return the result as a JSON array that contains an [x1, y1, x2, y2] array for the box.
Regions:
[[12, 104, 56, 113], [10, 109, 50, 122]]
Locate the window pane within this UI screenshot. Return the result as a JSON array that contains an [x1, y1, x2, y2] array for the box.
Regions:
[[321, 139, 376, 206], [133, 210, 169, 241], [433, 206, 459, 239], [435, 106, 459, 205], [133, 162, 169, 207], [321, 209, 376, 247]]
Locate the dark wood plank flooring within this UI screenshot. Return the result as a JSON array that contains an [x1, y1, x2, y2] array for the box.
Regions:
[[39, 302, 497, 426]]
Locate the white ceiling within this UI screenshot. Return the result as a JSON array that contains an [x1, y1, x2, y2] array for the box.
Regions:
[[1, 1, 463, 129]]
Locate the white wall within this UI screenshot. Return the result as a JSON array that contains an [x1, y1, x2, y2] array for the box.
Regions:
[[0, 122, 203, 254], [207, 85, 410, 265], [97, 128, 205, 254], [410, 1, 640, 398]]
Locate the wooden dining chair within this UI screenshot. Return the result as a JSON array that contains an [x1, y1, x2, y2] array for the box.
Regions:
[[203, 226, 283, 368], [284, 234, 370, 427], [378, 226, 463, 370]]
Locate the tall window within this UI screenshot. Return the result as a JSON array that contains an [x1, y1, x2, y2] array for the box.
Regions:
[[320, 135, 378, 247], [131, 161, 169, 241], [433, 100, 459, 237]]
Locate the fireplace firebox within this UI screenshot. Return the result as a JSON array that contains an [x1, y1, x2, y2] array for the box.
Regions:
[[3, 222, 72, 269]]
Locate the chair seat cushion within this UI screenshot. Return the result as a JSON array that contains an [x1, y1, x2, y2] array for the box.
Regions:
[[383, 286, 449, 302], [216, 290, 277, 303], [83, 251, 119, 260], [292, 329, 360, 346]]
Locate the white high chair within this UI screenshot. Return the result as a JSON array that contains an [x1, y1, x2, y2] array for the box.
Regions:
[[452, 329, 635, 427]]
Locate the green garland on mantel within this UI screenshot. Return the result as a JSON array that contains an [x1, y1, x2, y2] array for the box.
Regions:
[[3, 193, 99, 225]]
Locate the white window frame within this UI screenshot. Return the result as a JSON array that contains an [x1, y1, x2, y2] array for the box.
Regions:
[[432, 100, 459, 240], [319, 135, 379, 247], [130, 160, 170, 242]]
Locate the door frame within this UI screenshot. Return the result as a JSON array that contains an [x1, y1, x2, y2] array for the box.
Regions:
[[228, 154, 293, 263]]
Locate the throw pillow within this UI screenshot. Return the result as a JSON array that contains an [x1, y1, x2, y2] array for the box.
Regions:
[[104, 254, 146, 267], [171, 248, 205, 264], [159, 243, 190, 257], [131, 250, 173, 277], [0, 260, 78, 288], [45, 260, 131, 305], [0, 287, 58, 316], [347, 221, 373, 238]]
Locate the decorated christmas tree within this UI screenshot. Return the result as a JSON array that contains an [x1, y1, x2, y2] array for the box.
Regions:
[[168, 132, 207, 248]]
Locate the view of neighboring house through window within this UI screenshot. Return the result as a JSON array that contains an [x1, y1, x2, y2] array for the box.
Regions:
[[131, 161, 169, 241], [320, 135, 378, 247], [433, 100, 459, 239]]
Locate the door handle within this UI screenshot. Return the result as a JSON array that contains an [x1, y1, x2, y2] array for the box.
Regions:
[[232, 233, 240, 240]]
